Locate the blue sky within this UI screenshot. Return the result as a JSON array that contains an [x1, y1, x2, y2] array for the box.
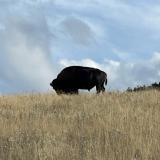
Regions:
[[1, 0, 160, 93]]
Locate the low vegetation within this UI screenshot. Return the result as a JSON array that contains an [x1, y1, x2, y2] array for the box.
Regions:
[[0, 90, 160, 159], [127, 82, 160, 92]]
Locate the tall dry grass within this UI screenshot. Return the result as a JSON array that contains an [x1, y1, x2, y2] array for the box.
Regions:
[[0, 90, 160, 160]]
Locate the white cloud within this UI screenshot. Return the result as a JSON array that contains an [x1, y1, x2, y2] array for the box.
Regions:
[[60, 17, 95, 45], [60, 58, 101, 68], [112, 48, 132, 61], [0, 23, 5, 30], [55, 0, 160, 33], [52, 0, 160, 59], [1, 0, 160, 93], [151, 52, 160, 65], [0, 10, 55, 93]]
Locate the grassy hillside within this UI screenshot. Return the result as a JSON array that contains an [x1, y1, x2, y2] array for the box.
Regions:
[[0, 90, 160, 160]]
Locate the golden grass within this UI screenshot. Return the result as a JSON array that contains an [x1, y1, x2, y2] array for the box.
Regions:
[[0, 90, 160, 160]]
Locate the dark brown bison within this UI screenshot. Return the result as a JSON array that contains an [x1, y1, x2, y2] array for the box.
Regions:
[[50, 66, 107, 94]]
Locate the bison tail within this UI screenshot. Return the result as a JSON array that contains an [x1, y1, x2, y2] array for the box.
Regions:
[[105, 75, 107, 85]]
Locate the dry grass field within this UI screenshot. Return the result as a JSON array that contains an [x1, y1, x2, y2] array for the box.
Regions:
[[0, 90, 160, 160]]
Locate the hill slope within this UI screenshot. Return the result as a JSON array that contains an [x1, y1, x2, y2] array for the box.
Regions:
[[0, 91, 160, 160]]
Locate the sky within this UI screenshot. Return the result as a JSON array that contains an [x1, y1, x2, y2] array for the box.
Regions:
[[1, 0, 160, 93]]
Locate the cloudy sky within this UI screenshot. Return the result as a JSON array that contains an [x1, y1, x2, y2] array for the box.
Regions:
[[1, 0, 160, 93]]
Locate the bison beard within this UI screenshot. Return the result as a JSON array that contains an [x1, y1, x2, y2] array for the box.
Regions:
[[50, 66, 107, 94]]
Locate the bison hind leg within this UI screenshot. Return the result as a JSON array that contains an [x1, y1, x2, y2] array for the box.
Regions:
[[101, 84, 105, 93], [96, 85, 101, 94], [96, 84, 105, 94], [73, 90, 79, 94], [102, 86, 105, 93]]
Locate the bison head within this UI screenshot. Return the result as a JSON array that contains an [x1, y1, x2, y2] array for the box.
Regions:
[[50, 79, 59, 90], [50, 79, 63, 94]]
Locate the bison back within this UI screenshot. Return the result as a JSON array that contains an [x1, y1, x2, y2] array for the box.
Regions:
[[57, 66, 98, 89]]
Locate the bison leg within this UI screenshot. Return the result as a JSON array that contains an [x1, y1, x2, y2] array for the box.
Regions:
[[96, 85, 101, 94], [101, 83, 105, 93], [64, 89, 79, 95], [70, 89, 78, 94], [96, 83, 105, 94], [55, 90, 64, 95], [102, 86, 105, 93], [75, 90, 79, 94]]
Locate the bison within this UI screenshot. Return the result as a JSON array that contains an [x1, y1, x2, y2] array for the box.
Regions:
[[50, 66, 107, 94]]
